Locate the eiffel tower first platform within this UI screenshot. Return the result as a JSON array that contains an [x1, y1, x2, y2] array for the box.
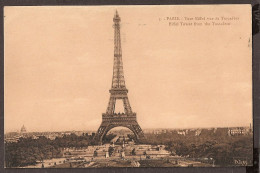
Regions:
[[94, 11, 145, 144]]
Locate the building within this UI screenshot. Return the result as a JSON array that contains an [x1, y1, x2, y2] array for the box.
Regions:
[[177, 130, 186, 136], [195, 129, 202, 136], [20, 125, 27, 134], [228, 127, 248, 136]]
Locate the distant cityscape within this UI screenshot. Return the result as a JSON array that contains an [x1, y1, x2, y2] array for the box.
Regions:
[[4, 124, 253, 144]]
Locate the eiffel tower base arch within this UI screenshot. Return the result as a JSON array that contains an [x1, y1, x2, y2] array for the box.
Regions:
[[94, 115, 145, 145]]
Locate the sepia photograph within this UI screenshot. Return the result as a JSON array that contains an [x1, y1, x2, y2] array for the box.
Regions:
[[4, 5, 253, 168]]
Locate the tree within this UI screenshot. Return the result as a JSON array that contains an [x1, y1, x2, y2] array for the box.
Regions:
[[93, 150, 98, 157], [131, 148, 136, 155], [108, 146, 114, 156]]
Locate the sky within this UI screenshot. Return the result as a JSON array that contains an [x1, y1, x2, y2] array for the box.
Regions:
[[4, 5, 252, 132]]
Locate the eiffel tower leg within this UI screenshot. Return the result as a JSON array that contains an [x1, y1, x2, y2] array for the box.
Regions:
[[130, 121, 145, 140], [94, 122, 109, 145], [123, 97, 132, 114], [106, 97, 116, 114]]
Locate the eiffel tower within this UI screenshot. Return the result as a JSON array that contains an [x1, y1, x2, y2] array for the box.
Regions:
[[94, 11, 144, 144]]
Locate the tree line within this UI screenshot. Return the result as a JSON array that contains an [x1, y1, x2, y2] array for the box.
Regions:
[[5, 134, 95, 167], [143, 132, 253, 166], [5, 131, 253, 167]]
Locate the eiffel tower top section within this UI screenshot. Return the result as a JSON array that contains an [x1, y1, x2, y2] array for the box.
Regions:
[[111, 10, 126, 90]]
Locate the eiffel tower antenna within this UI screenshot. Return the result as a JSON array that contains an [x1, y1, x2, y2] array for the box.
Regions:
[[94, 11, 144, 144]]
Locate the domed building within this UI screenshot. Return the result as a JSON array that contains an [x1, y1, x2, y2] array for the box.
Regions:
[[20, 125, 27, 134]]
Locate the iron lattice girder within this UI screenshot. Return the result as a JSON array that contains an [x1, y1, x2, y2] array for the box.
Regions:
[[112, 10, 125, 89], [102, 114, 136, 120], [109, 88, 128, 98]]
